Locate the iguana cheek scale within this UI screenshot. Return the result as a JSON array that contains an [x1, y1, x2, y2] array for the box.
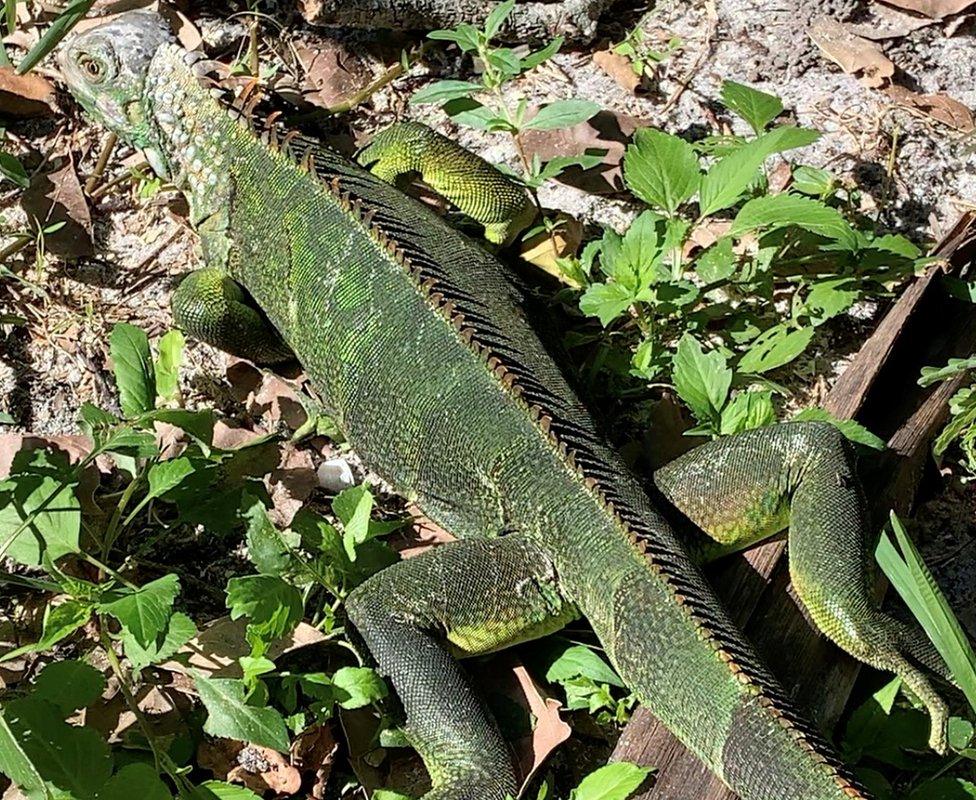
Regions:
[[59, 13, 956, 800]]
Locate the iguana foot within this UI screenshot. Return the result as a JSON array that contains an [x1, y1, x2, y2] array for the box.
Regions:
[[345, 535, 578, 799], [171, 268, 294, 364], [656, 421, 955, 752], [356, 121, 536, 246]]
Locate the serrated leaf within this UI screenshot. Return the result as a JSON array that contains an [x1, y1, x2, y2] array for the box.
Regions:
[[579, 282, 634, 327], [804, 277, 860, 325], [427, 23, 480, 52], [672, 334, 732, 426], [906, 777, 976, 799], [0, 710, 46, 796], [719, 390, 775, 435], [332, 666, 389, 709], [698, 126, 820, 217], [110, 323, 155, 418], [571, 762, 652, 800], [195, 674, 290, 752], [121, 611, 196, 673], [0, 600, 92, 663], [225, 575, 303, 647], [0, 151, 28, 188], [524, 100, 600, 131], [1, 696, 112, 797], [147, 457, 198, 500], [0, 468, 81, 567], [731, 194, 857, 249], [334, 484, 374, 560], [154, 329, 184, 405], [97, 762, 172, 800], [695, 237, 736, 284], [623, 128, 700, 213], [244, 498, 300, 576], [138, 408, 214, 451], [409, 79, 483, 106], [737, 324, 813, 374], [31, 661, 105, 714], [720, 80, 783, 134], [98, 574, 180, 649], [792, 164, 836, 196]]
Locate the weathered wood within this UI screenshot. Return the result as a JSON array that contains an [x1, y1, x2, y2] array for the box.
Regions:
[[613, 212, 976, 800], [298, 0, 616, 42]]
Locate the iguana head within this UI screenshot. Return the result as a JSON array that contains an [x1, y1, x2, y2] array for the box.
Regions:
[[59, 11, 179, 175]]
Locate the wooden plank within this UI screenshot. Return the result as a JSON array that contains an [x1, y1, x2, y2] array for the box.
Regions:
[[612, 213, 976, 799]]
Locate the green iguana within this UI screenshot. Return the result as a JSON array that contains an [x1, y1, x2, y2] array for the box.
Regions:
[[59, 12, 954, 800]]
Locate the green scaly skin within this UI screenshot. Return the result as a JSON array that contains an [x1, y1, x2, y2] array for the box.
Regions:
[[356, 121, 537, 246], [61, 13, 954, 800]]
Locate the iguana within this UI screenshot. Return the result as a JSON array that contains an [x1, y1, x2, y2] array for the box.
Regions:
[[59, 12, 954, 800]]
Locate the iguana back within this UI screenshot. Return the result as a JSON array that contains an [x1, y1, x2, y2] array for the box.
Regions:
[[59, 14, 877, 800]]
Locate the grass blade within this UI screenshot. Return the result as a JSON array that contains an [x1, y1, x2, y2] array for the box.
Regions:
[[876, 511, 976, 715]]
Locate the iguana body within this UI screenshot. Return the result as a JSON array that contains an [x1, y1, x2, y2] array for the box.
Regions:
[[60, 14, 953, 800]]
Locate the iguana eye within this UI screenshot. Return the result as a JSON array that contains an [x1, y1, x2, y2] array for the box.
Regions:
[[78, 54, 107, 83]]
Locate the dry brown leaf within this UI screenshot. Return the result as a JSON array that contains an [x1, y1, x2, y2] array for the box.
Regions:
[[519, 213, 583, 286], [850, 3, 937, 38], [226, 359, 308, 430], [877, 0, 976, 17], [211, 420, 266, 450], [291, 723, 339, 799], [267, 443, 318, 527], [159, 6, 202, 51], [809, 17, 895, 88], [592, 49, 641, 93], [521, 111, 644, 195], [290, 41, 376, 110], [161, 617, 326, 678], [470, 655, 571, 791], [395, 504, 457, 559], [21, 161, 93, 258], [228, 746, 303, 795], [0, 67, 55, 117], [885, 84, 976, 131]]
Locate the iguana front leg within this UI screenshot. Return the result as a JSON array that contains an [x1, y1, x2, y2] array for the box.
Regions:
[[170, 268, 294, 364], [356, 121, 536, 246], [345, 535, 578, 799], [655, 421, 953, 752]]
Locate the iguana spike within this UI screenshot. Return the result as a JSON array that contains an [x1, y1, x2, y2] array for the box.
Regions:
[[539, 415, 552, 434], [429, 292, 444, 305]]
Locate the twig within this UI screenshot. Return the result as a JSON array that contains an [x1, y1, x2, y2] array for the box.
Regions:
[[88, 161, 150, 200], [84, 132, 118, 194], [659, 0, 716, 116]]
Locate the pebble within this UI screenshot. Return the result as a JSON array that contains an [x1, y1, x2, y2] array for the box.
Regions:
[[317, 457, 355, 492]]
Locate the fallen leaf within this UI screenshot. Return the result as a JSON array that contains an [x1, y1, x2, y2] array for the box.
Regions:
[[877, 0, 976, 18], [521, 110, 644, 194], [470, 654, 571, 792], [161, 617, 326, 678], [198, 738, 244, 780], [212, 420, 266, 450], [885, 84, 976, 131], [266, 443, 318, 527], [0, 67, 55, 117], [288, 41, 376, 110], [593, 49, 641, 93], [809, 17, 895, 88], [291, 724, 339, 798], [519, 213, 583, 286], [20, 161, 93, 258], [394, 504, 457, 558], [228, 745, 302, 795], [850, 4, 937, 38], [767, 159, 793, 194], [226, 359, 308, 430], [159, 6, 202, 51]]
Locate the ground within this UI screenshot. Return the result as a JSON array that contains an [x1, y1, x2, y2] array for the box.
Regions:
[[1, 0, 976, 797]]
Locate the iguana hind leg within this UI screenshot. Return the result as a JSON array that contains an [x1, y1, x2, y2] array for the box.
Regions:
[[655, 421, 952, 752], [345, 535, 578, 799], [171, 268, 294, 364], [356, 121, 535, 246]]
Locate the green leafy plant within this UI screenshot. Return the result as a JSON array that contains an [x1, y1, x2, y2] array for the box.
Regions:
[[612, 26, 682, 85], [411, 0, 602, 189], [918, 357, 976, 480], [560, 81, 923, 440], [0, 323, 403, 798]]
